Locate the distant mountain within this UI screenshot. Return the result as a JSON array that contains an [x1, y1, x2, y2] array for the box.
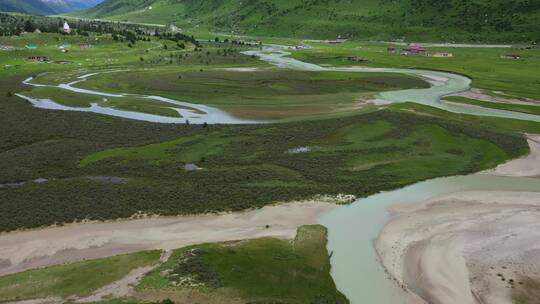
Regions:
[[0, 0, 104, 15], [74, 0, 540, 42]]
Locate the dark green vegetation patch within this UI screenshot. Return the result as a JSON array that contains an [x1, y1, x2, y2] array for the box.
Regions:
[[0, 74, 529, 231], [139, 225, 348, 304]]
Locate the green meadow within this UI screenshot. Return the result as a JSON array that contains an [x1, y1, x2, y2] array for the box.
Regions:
[[292, 42, 540, 100], [74, 68, 428, 119], [0, 251, 161, 301], [138, 225, 347, 304], [0, 32, 259, 81]]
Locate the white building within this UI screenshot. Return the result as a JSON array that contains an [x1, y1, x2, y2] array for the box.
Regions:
[[63, 21, 71, 34]]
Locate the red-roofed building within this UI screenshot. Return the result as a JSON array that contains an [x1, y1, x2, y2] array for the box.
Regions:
[[401, 45, 427, 55]]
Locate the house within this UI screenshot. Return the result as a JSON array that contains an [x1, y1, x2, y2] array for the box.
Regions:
[[501, 54, 521, 60], [63, 21, 71, 34], [28, 56, 49, 62], [387, 47, 397, 54], [34, 28, 41, 34], [79, 44, 95, 49], [58, 43, 71, 49], [429, 52, 454, 58], [347, 56, 369, 62], [401, 45, 427, 55]]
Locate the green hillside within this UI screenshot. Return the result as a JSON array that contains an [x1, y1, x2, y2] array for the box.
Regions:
[[73, 0, 540, 42]]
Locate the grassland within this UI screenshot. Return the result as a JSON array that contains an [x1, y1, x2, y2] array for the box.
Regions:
[[444, 96, 540, 116], [0, 32, 260, 81], [138, 225, 347, 304], [72, 68, 428, 119], [0, 32, 539, 234], [291, 42, 540, 100], [0, 251, 161, 301]]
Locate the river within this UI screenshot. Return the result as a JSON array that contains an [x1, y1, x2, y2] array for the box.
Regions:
[[244, 47, 540, 122], [17, 74, 263, 124], [319, 175, 540, 304]]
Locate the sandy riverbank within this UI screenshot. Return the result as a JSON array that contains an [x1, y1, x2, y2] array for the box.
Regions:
[[481, 134, 540, 177], [453, 88, 540, 106], [375, 134, 540, 304], [376, 191, 540, 304], [0, 201, 336, 276]]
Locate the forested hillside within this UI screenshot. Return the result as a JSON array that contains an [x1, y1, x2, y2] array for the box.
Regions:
[[74, 0, 540, 42]]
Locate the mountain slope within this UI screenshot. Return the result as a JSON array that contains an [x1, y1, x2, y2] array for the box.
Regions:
[[74, 0, 540, 42], [0, 0, 103, 15]]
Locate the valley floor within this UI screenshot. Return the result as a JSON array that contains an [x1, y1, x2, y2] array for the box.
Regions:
[[1, 26, 540, 304]]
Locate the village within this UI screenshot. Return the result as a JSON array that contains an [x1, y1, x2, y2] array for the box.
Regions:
[[286, 37, 528, 64], [0, 20, 184, 65]]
